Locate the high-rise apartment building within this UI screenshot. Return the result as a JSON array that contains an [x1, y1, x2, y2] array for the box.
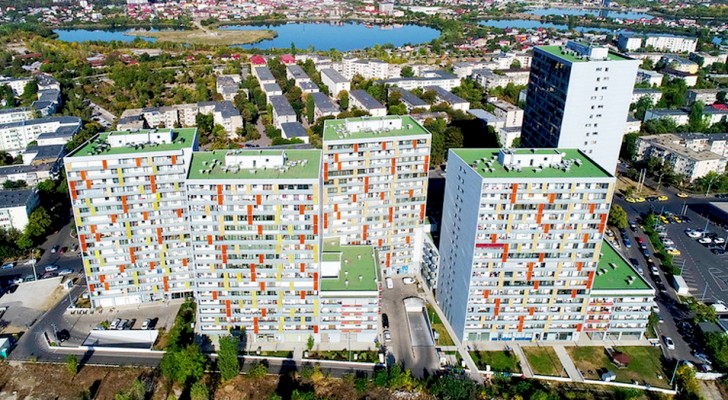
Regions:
[[521, 41, 639, 173], [437, 148, 620, 342], [321, 116, 430, 275], [65, 128, 199, 307]]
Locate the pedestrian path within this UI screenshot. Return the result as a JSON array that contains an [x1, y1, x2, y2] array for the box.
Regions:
[[553, 345, 583, 382], [511, 344, 534, 378]]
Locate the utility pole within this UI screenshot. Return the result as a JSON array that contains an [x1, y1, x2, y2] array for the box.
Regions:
[[669, 359, 680, 386], [28, 250, 37, 281]]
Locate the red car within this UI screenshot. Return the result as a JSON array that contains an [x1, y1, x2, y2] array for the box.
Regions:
[[60, 247, 67, 254], [636, 237, 645, 244]]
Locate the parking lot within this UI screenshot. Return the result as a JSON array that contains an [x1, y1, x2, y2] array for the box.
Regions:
[[54, 301, 183, 347]]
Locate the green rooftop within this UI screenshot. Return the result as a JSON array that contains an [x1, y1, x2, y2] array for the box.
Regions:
[[321, 240, 379, 292], [323, 115, 430, 141], [69, 128, 197, 157], [451, 148, 611, 179], [539, 45, 631, 63], [187, 149, 321, 180], [592, 241, 651, 291]]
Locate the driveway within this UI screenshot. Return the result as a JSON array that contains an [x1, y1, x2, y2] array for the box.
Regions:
[[380, 276, 439, 377]]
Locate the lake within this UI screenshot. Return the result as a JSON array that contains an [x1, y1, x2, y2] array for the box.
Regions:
[[54, 23, 440, 51], [479, 19, 615, 33], [222, 22, 440, 50], [55, 29, 158, 43], [526, 7, 654, 20]]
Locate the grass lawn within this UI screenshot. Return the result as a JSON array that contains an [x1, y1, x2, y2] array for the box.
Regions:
[[259, 350, 293, 358], [469, 350, 521, 373], [567, 346, 670, 388], [523, 347, 566, 377], [426, 304, 455, 346], [308, 350, 379, 363], [127, 28, 277, 45]]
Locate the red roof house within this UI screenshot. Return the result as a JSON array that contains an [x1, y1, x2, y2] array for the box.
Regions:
[[250, 55, 266, 66], [279, 54, 296, 65]]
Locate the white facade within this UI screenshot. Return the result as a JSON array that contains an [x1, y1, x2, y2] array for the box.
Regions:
[[0, 77, 32, 96], [470, 69, 530, 90], [522, 42, 640, 174], [0, 189, 39, 231], [320, 68, 350, 96], [335, 58, 401, 80], [0, 108, 34, 125], [636, 133, 728, 182], [617, 33, 643, 52], [0, 116, 81, 154], [491, 101, 523, 127], [636, 69, 664, 86], [645, 35, 697, 53]]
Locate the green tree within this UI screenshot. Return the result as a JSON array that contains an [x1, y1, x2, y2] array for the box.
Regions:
[[428, 373, 478, 400], [306, 94, 315, 124], [688, 101, 707, 131], [691, 301, 718, 323], [510, 59, 521, 69], [620, 133, 639, 162], [160, 345, 206, 385], [25, 207, 52, 240], [608, 205, 628, 229], [66, 354, 79, 375], [189, 381, 209, 400], [704, 332, 728, 371], [307, 335, 314, 352], [246, 362, 268, 379], [631, 96, 653, 121], [338, 90, 349, 110], [217, 335, 240, 382], [400, 66, 414, 77], [195, 113, 214, 136], [20, 79, 38, 106]]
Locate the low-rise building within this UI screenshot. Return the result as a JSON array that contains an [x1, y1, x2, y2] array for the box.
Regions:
[[0, 189, 39, 231], [349, 90, 386, 117], [632, 88, 663, 104], [424, 86, 469, 111], [335, 58, 401, 80], [679, 132, 728, 157], [496, 126, 521, 148], [586, 241, 654, 341], [491, 100, 522, 127], [636, 69, 664, 87], [311, 92, 339, 119], [643, 109, 690, 125], [0, 108, 34, 125], [269, 95, 297, 129], [617, 32, 643, 52], [0, 76, 32, 96], [686, 89, 721, 105], [0, 116, 81, 155], [198, 102, 244, 138], [280, 122, 309, 143], [262, 83, 283, 103], [645, 34, 697, 53], [253, 66, 276, 85], [636, 133, 727, 182], [662, 55, 699, 74], [299, 81, 320, 94], [389, 87, 430, 111], [320, 69, 350, 96], [470, 68, 530, 90], [625, 117, 642, 134], [663, 69, 698, 87], [216, 75, 241, 102], [119, 102, 243, 138], [383, 70, 460, 91], [286, 64, 312, 84], [689, 52, 728, 67]]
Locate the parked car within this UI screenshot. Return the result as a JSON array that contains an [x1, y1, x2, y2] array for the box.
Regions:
[[664, 336, 676, 350], [694, 353, 712, 364], [383, 330, 392, 342], [109, 319, 121, 330], [402, 277, 415, 285], [698, 237, 713, 245], [117, 319, 129, 330], [50, 245, 60, 253], [1, 263, 14, 269], [141, 319, 152, 330], [58, 269, 73, 276], [666, 248, 681, 256], [56, 329, 70, 342], [714, 237, 726, 245], [629, 220, 638, 230], [636, 237, 645, 245], [676, 193, 689, 198], [41, 272, 54, 279], [711, 248, 726, 255], [44, 265, 59, 272], [657, 195, 668, 201], [623, 238, 632, 248], [381, 314, 389, 329], [385, 277, 393, 289]]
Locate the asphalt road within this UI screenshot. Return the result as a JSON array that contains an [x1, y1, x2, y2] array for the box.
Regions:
[[613, 194, 727, 364]]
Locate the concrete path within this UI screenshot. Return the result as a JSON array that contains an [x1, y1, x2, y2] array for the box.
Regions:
[[511, 344, 534, 378], [553, 345, 583, 382], [418, 279, 483, 383]]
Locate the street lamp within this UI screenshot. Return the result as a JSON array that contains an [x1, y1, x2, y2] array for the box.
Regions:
[[705, 174, 719, 197]]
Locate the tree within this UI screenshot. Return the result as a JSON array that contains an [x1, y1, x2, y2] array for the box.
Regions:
[[631, 96, 653, 121], [428, 373, 478, 400], [400, 66, 414, 78], [510, 59, 521, 69], [620, 133, 639, 162], [704, 332, 728, 371], [338, 90, 349, 110], [688, 101, 707, 132], [306, 94, 315, 124], [246, 362, 268, 379], [195, 113, 214, 136], [25, 207, 52, 240], [718, 91, 727, 104], [189, 381, 209, 400], [66, 354, 79, 375], [217, 335, 240, 382], [608, 205, 628, 229], [690, 301, 718, 323], [160, 345, 206, 385]]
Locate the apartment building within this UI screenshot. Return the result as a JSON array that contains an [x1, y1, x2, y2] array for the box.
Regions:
[[521, 42, 640, 173], [383, 70, 460, 91], [0, 116, 82, 155], [320, 69, 350, 96], [437, 148, 616, 342], [389, 87, 430, 111], [118, 102, 243, 138], [348, 90, 386, 117], [64, 128, 199, 307], [586, 241, 653, 341], [631, 88, 663, 104], [286, 64, 313, 85], [185, 149, 323, 342], [253, 66, 276, 85], [321, 116, 431, 275], [262, 83, 283, 103], [636, 133, 727, 182], [0, 108, 35, 125], [280, 122, 309, 144], [679, 132, 728, 157], [643, 109, 691, 125], [470, 69, 530, 91], [216, 75, 241, 102], [686, 89, 721, 105], [425, 86, 469, 111], [636, 69, 664, 86], [645, 35, 698, 53], [491, 101, 523, 127], [617, 32, 643, 52], [311, 92, 340, 119], [689, 52, 728, 67], [335, 58, 401, 80], [269, 95, 297, 129], [0, 189, 39, 231], [0, 76, 32, 96]]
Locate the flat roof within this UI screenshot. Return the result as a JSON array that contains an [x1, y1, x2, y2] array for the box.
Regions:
[[593, 241, 651, 291], [389, 87, 428, 107], [280, 122, 308, 138], [322, 115, 430, 141], [424, 85, 468, 105], [350, 89, 385, 110], [538, 45, 631, 63], [187, 149, 320, 180], [451, 148, 611, 179], [0, 189, 35, 208], [269, 95, 296, 116], [311, 92, 339, 113], [320, 244, 378, 292], [320, 68, 348, 84], [69, 128, 197, 158]]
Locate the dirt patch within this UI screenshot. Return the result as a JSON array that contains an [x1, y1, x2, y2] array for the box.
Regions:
[[616, 175, 660, 197], [0, 362, 154, 400]]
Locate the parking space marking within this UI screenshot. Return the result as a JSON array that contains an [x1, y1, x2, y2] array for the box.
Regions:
[[709, 268, 728, 292]]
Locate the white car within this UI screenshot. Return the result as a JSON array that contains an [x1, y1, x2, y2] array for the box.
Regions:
[[662, 239, 675, 246], [651, 302, 660, 313], [385, 277, 394, 289], [664, 336, 675, 350], [109, 318, 121, 330], [685, 230, 702, 238], [44, 265, 59, 272], [714, 237, 726, 245], [650, 266, 660, 275], [383, 330, 392, 342], [402, 277, 415, 285], [58, 269, 73, 276], [698, 237, 713, 244]]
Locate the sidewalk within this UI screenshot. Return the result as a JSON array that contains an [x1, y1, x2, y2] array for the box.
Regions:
[[553, 345, 583, 383], [511, 344, 534, 378]]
